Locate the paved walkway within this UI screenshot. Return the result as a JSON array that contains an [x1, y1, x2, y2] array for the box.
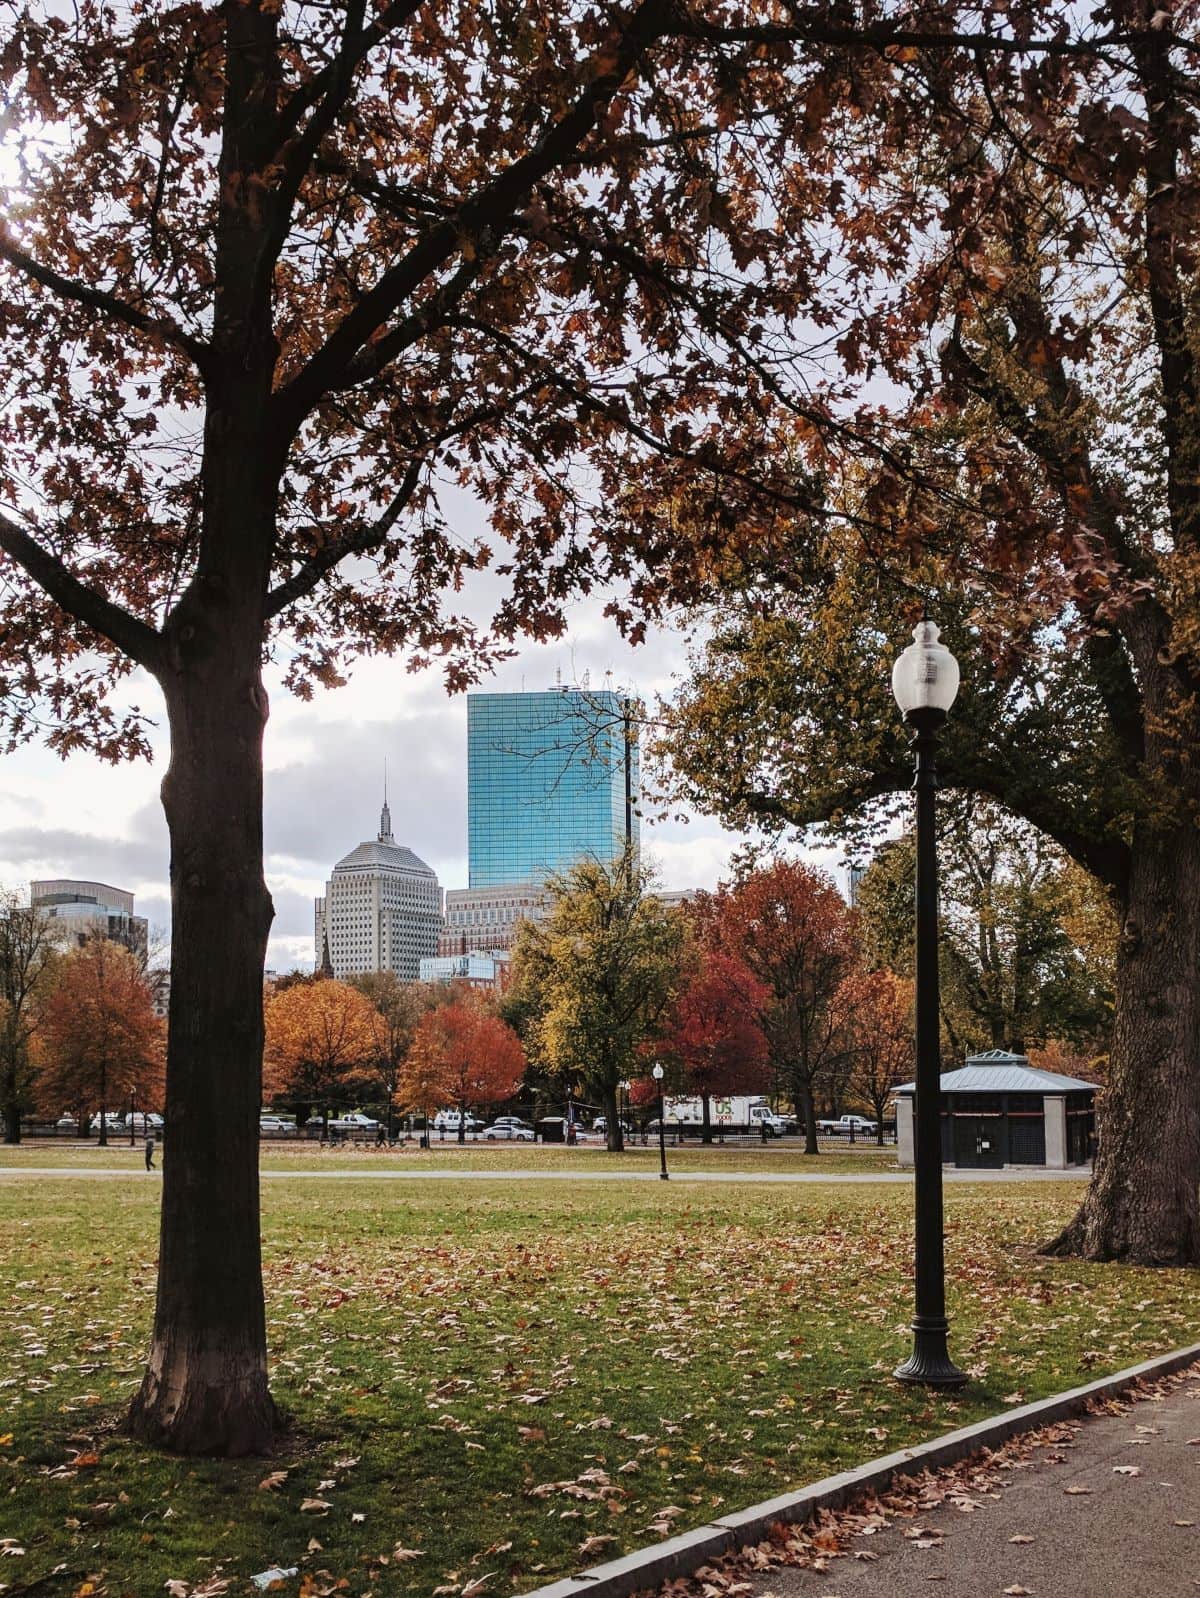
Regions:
[[0, 1165, 1089, 1183], [738, 1372, 1200, 1598]]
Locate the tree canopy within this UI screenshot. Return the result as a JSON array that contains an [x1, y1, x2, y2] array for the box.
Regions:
[[692, 859, 859, 1153], [36, 939, 164, 1139], [855, 805, 1114, 1062], [264, 978, 378, 1108], [511, 852, 683, 1151]]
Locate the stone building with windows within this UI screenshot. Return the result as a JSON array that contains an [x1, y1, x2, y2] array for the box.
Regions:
[[314, 798, 442, 982], [438, 883, 549, 955]]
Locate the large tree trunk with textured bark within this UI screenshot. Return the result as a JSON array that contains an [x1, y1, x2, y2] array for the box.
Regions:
[[127, 638, 277, 1453], [1045, 823, 1200, 1265], [128, 361, 281, 1451]]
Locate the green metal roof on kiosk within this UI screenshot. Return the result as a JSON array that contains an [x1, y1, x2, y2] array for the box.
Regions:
[[895, 1048, 1098, 1096]]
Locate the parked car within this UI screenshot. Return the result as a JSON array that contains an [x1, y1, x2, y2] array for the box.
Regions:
[[258, 1115, 296, 1137], [816, 1114, 878, 1136], [592, 1117, 634, 1135], [128, 1112, 164, 1134], [328, 1111, 380, 1133], [56, 1114, 78, 1132], [485, 1120, 534, 1141]]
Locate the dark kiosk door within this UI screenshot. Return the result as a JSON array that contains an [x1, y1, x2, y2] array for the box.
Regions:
[[953, 1116, 1004, 1168]]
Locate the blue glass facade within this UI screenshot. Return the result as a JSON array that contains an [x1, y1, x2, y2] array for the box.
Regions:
[[468, 689, 639, 888]]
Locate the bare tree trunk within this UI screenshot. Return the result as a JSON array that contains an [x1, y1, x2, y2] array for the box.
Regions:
[[700, 1092, 713, 1145], [603, 1082, 623, 1152], [798, 1078, 819, 1155], [2, 1098, 19, 1144], [128, 628, 278, 1454], [1045, 826, 1200, 1265], [98, 1062, 108, 1146]]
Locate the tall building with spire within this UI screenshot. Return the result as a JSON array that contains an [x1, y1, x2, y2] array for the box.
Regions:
[[314, 793, 442, 981]]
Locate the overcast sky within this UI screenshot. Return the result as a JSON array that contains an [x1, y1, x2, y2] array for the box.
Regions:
[[0, 595, 843, 973]]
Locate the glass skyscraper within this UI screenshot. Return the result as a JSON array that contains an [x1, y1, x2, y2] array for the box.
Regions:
[[467, 688, 639, 888]]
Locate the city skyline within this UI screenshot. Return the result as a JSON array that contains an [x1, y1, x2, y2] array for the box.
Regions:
[[0, 609, 790, 973]]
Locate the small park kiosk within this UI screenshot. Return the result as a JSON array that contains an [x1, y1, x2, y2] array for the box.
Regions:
[[895, 1048, 1096, 1170]]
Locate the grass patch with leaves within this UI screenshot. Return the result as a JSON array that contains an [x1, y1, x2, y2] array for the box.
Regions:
[[0, 1175, 1191, 1598], [0, 1140, 902, 1174]]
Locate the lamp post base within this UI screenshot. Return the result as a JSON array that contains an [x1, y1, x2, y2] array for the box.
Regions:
[[894, 1318, 967, 1388]]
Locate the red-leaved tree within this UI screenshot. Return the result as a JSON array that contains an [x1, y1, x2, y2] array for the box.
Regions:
[[697, 861, 859, 1154], [656, 950, 769, 1143], [405, 999, 525, 1143]]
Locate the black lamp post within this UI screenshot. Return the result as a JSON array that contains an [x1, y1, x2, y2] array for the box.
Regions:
[[891, 616, 967, 1390], [652, 1063, 668, 1181]]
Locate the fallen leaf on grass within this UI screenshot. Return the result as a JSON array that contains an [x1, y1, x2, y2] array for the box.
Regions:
[[1064, 1486, 1092, 1495], [518, 1426, 545, 1444], [391, 1548, 424, 1561], [72, 1451, 100, 1468], [301, 1498, 333, 1514], [1003, 1587, 1033, 1596], [578, 1536, 618, 1557], [258, 1470, 288, 1491], [1175, 1520, 1196, 1528], [1113, 1466, 1141, 1476], [1009, 1535, 1035, 1544], [461, 1575, 495, 1598]]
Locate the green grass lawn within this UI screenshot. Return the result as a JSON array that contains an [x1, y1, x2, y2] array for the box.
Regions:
[[0, 1174, 1190, 1598], [0, 1138, 902, 1174]]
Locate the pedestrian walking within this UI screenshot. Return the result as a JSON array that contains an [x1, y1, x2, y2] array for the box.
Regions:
[[144, 1133, 155, 1171]]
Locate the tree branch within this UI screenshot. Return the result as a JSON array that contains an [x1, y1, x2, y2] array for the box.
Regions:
[[0, 236, 212, 375], [272, 0, 677, 432], [0, 509, 164, 671], [264, 461, 423, 619]]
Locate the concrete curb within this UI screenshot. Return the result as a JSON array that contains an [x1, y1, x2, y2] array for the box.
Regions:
[[525, 1342, 1200, 1598]]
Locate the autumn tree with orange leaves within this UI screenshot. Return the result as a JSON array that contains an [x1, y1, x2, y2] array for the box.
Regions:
[[37, 940, 164, 1145], [400, 997, 525, 1145], [831, 968, 913, 1147], [264, 978, 378, 1120]]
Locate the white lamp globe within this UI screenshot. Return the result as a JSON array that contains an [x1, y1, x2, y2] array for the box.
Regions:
[[651, 1063, 664, 1081], [891, 618, 960, 718]]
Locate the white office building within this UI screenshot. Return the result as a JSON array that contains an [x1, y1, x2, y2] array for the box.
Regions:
[[31, 879, 149, 963], [314, 798, 442, 981]]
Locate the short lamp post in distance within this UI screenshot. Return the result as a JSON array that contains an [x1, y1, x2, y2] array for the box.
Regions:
[[652, 1063, 668, 1181], [891, 616, 967, 1390]]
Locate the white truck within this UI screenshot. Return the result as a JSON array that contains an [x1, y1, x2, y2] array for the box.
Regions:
[[816, 1113, 878, 1137], [662, 1095, 792, 1137]]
